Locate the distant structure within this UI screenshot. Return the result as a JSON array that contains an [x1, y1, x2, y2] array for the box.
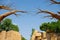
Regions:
[[31, 30, 60, 40]]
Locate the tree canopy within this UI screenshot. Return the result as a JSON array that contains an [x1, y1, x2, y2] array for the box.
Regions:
[[40, 20, 60, 33], [0, 18, 19, 32]]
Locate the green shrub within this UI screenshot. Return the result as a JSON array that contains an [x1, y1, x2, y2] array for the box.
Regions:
[[0, 18, 19, 32], [40, 20, 60, 33]]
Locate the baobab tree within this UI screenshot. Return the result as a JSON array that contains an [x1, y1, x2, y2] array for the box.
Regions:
[[37, 0, 60, 20]]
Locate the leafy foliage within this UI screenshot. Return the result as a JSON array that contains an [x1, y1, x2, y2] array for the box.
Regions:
[[22, 36, 26, 40], [31, 29, 35, 37], [0, 18, 19, 32], [40, 20, 60, 33]]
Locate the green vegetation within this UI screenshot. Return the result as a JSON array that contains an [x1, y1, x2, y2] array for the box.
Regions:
[[31, 29, 35, 37], [30, 29, 35, 40], [22, 36, 26, 40], [40, 20, 60, 33], [0, 18, 19, 32]]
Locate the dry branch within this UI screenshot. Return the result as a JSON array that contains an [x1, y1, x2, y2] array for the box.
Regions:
[[37, 9, 60, 20], [0, 10, 27, 22], [50, 0, 60, 4], [0, 5, 13, 10]]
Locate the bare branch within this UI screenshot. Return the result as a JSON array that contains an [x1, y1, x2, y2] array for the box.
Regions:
[[14, 14, 21, 17], [50, 0, 60, 4], [37, 9, 54, 15], [43, 15, 52, 18], [58, 12, 60, 14], [0, 5, 13, 10], [37, 9, 60, 20], [0, 10, 27, 22], [43, 15, 54, 19]]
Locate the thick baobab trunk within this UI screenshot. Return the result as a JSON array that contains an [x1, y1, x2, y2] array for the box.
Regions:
[[0, 30, 21, 40]]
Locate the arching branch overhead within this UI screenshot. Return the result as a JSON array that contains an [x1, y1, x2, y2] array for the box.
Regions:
[[50, 0, 60, 4], [0, 10, 27, 22], [37, 9, 60, 20]]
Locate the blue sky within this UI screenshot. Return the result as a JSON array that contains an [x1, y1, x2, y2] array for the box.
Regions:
[[0, 0, 60, 40]]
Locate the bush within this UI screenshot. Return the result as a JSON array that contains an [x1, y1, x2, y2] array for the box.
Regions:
[[22, 36, 26, 40], [40, 20, 60, 33], [0, 18, 19, 32]]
